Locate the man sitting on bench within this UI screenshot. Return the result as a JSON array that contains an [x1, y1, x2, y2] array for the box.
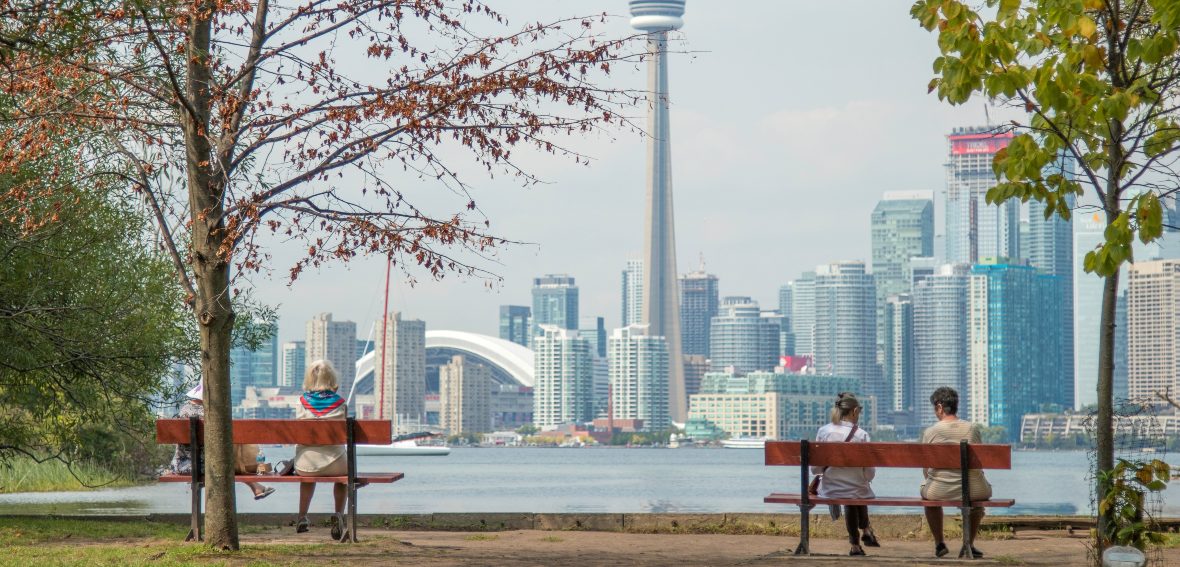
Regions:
[[920, 387, 992, 559]]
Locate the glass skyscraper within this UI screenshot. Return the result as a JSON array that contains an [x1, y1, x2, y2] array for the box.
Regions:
[[789, 271, 816, 356], [709, 297, 780, 376], [913, 264, 970, 427], [621, 259, 644, 327], [944, 126, 1017, 264], [230, 320, 278, 407], [1027, 156, 1075, 409], [813, 261, 882, 406], [531, 275, 579, 340], [608, 325, 670, 431], [680, 269, 719, 357], [883, 294, 914, 413], [871, 192, 934, 341], [498, 305, 530, 348], [279, 340, 305, 388]]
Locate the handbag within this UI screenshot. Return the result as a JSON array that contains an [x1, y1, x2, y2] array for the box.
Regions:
[[807, 424, 860, 496]]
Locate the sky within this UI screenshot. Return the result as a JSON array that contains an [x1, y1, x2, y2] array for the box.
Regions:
[[251, 0, 1009, 345]]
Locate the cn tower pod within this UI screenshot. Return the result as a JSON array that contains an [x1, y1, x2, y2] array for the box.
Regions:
[[629, 0, 685, 32]]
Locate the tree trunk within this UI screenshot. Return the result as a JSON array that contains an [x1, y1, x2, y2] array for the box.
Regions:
[[184, 1, 239, 550]]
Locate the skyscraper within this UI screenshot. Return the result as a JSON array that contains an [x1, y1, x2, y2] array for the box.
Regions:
[[532, 326, 594, 429], [622, 259, 644, 327], [871, 192, 934, 341], [679, 269, 719, 357], [709, 297, 780, 376], [579, 315, 607, 358], [631, 0, 687, 423], [608, 325, 671, 431], [305, 313, 357, 399], [439, 355, 492, 435], [279, 341, 305, 388], [944, 126, 1017, 264], [229, 319, 278, 406], [531, 275, 579, 340], [1127, 260, 1180, 401], [813, 261, 882, 405], [375, 311, 426, 432], [498, 305, 530, 348], [1027, 156, 1076, 410], [883, 294, 914, 413], [789, 271, 817, 356], [913, 264, 970, 427]]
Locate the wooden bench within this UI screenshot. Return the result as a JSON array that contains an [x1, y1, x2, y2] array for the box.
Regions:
[[156, 417, 404, 543], [764, 440, 1014, 559]]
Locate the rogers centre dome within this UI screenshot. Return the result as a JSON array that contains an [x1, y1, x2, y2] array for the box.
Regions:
[[353, 330, 534, 393]]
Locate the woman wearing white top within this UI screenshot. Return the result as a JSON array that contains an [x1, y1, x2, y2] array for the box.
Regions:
[[812, 392, 879, 556]]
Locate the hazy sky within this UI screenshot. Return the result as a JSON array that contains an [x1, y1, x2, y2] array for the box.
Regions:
[[251, 1, 1007, 345]]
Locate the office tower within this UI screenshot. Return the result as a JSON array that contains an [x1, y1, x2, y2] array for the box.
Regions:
[[229, 320, 278, 405], [883, 294, 914, 413], [679, 269, 720, 356], [608, 325, 671, 431], [909, 256, 938, 288], [790, 271, 817, 356], [439, 355, 492, 435], [761, 310, 788, 356], [498, 305, 531, 348], [579, 316, 607, 359], [682, 354, 708, 398], [913, 264, 970, 427], [944, 126, 1017, 264], [375, 311, 426, 431], [631, 0, 687, 423], [1027, 156, 1076, 410], [709, 297, 781, 375], [1127, 260, 1180, 401], [306, 313, 357, 398], [778, 283, 794, 324], [532, 326, 594, 429], [279, 341, 306, 388], [967, 262, 1064, 438], [871, 193, 935, 342], [622, 259, 644, 327], [813, 261, 883, 405], [531, 275, 579, 341]]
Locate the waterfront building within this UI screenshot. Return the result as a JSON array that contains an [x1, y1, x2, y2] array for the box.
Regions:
[[944, 126, 1017, 264], [813, 261, 883, 406], [709, 297, 780, 376], [686, 371, 868, 440], [631, 0, 688, 422], [682, 354, 708, 398], [622, 259, 644, 327], [375, 311, 427, 432], [789, 272, 816, 357], [913, 264, 970, 427], [305, 313, 357, 399], [871, 192, 934, 343], [532, 326, 594, 429], [1127, 260, 1180, 401], [579, 316, 607, 359], [679, 269, 720, 357], [229, 320, 278, 406], [439, 355, 492, 435], [499, 305, 531, 348], [279, 340, 305, 388], [531, 275, 579, 341], [1021, 411, 1180, 444], [491, 384, 534, 431], [883, 294, 914, 413], [608, 325, 671, 431]]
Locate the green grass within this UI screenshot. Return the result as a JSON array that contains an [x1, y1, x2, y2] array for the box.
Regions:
[[0, 517, 188, 543], [540, 535, 563, 542], [0, 458, 139, 494], [464, 533, 498, 541]]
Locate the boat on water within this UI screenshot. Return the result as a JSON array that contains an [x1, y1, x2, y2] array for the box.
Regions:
[[357, 439, 451, 456], [720, 437, 769, 449]]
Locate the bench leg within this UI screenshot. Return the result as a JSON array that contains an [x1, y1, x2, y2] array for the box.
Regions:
[[794, 504, 813, 555], [347, 483, 358, 543], [960, 506, 973, 560], [186, 481, 203, 542]]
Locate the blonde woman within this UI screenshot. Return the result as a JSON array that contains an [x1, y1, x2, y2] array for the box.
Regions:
[[811, 392, 879, 556], [294, 359, 350, 539]]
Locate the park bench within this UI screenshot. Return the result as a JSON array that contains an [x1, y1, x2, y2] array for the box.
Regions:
[[156, 417, 404, 543], [763, 440, 1014, 560]]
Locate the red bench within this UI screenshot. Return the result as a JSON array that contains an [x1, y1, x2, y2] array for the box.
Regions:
[[764, 440, 1014, 559], [156, 417, 403, 542]]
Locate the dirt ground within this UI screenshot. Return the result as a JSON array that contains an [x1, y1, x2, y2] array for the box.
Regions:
[[254, 527, 1179, 566]]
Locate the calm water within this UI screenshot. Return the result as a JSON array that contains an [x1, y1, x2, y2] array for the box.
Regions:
[[2, 448, 1178, 517]]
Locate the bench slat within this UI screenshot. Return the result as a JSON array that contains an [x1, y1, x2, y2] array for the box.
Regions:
[[765, 441, 1011, 469], [156, 419, 392, 445], [763, 492, 1014, 507], [159, 473, 404, 484]]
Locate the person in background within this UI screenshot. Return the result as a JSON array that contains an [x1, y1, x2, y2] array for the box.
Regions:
[[812, 392, 879, 557], [169, 383, 274, 500], [294, 359, 350, 539], [920, 387, 992, 559]]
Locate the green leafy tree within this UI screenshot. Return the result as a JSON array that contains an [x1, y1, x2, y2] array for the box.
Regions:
[[911, 0, 1180, 548]]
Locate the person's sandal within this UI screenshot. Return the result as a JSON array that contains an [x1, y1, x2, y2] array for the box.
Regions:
[[253, 487, 275, 500], [934, 542, 949, 558], [861, 531, 881, 547], [296, 516, 309, 534], [849, 545, 866, 556], [330, 513, 345, 541], [959, 546, 984, 559]]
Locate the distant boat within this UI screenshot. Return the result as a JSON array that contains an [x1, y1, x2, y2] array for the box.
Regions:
[[357, 439, 451, 456], [720, 437, 769, 449]]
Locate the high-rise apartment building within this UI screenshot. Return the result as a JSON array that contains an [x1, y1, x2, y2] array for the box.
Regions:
[[230, 320, 278, 406], [1127, 260, 1180, 401], [279, 341, 305, 388], [709, 297, 780, 376], [531, 275, 579, 341], [375, 311, 426, 432], [683, 354, 709, 398], [778, 283, 795, 355], [1027, 157, 1076, 410], [305, 313, 357, 399], [967, 262, 1065, 438], [679, 269, 720, 357], [532, 326, 594, 429], [789, 272, 817, 356], [913, 264, 970, 427], [498, 305, 530, 348], [813, 261, 883, 405], [579, 316, 607, 359], [608, 325, 670, 431], [944, 127, 1017, 264], [439, 355, 492, 435], [910, 256, 938, 288], [871, 193, 934, 343], [622, 259, 644, 327], [883, 294, 914, 413]]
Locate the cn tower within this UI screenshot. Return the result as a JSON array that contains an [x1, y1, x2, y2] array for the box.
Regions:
[[630, 0, 686, 423]]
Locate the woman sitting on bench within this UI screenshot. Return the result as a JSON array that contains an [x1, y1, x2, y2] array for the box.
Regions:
[[920, 387, 991, 559], [294, 359, 351, 539], [812, 392, 880, 557]]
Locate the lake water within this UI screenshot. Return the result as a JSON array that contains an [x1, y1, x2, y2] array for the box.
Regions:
[[2, 448, 1179, 517]]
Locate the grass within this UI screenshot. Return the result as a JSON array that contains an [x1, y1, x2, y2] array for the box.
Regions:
[[0, 458, 139, 494], [463, 533, 498, 541], [540, 535, 563, 542]]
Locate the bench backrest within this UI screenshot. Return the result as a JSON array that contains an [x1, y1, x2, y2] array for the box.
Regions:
[[156, 419, 392, 446], [765, 441, 1011, 469]]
